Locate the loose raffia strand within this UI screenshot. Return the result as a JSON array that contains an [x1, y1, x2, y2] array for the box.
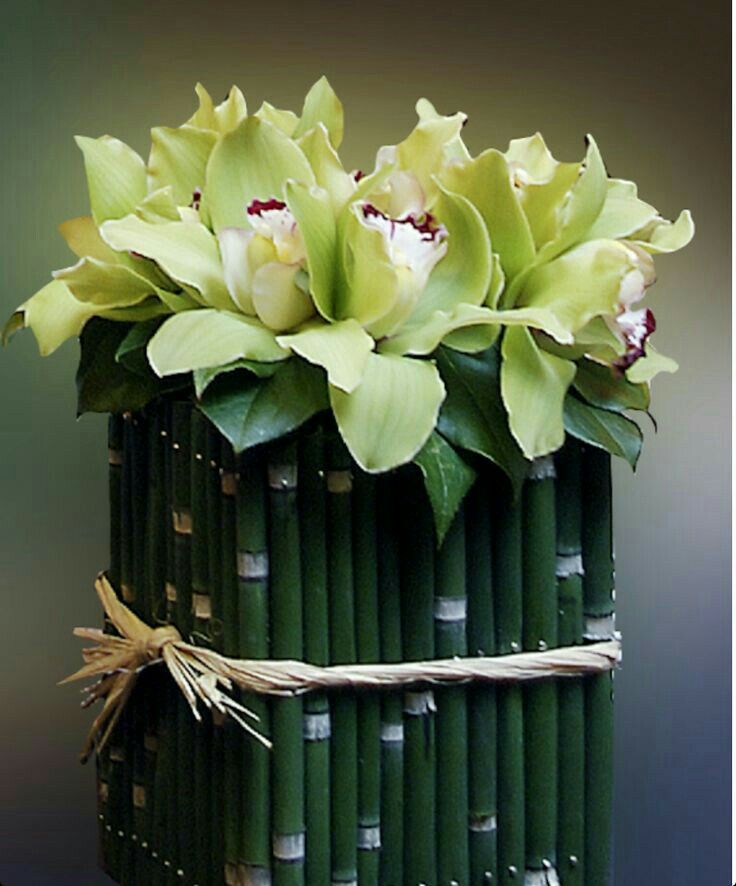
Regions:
[[63, 574, 621, 762]]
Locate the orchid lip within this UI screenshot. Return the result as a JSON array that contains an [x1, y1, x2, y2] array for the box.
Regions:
[[247, 197, 288, 216], [614, 307, 656, 371], [361, 203, 447, 243], [190, 188, 202, 210]]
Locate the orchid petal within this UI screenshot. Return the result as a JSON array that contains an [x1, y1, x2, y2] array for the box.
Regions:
[[501, 325, 576, 459], [251, 262, 315, 332], [4, 280, 97, 355], [624, 344, 678, 384], [505, 132, 559, 183], [277, 318, 373, 393], [255, 102, 299, 136], [205, 116, 315, 232], [187, 84, 247, 133], [148, 125, 217, 206], [297, 124, 355, 211], [147, 309, 288, 376], [585, 178, 658, 241], [52, 258, 156, 308], [75, 135, 147, 224], [59, 216, 123, 263], [330, 353, 446, 472], [135, 187, 181, 223], [217, 227, 257, 314], [100, 215, 234, 310], [293, 76, 344, 149], [630, 209, 694, 254]]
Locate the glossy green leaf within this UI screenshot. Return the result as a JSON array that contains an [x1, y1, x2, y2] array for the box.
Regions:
[[115, 317, 168, 375], [100, 215, 234, 310], [330, 353, 446, 472], [147, 309, 288, 376], [199, 359, 328, 453], [284, 180, 337, 318], [435, 345, 528, 493], [414, 431, 477, 545], [52, 257, 156, 308], [563, 394, 643, 468], [205, 116, 315, 232], [574, 358, 650, 412], [501, 326, 576, 459], [148, 125, 217, 206], [75, 135, 147, 224], [193, 358, 280, 398], [440, 148, 536, 280], [293, 75, 344, 148], [277, 319, 373, 393]]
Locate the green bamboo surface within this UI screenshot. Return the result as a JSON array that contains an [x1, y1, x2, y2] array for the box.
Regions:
[[326, 435, 358, 885], [236, 448, 272, 880], [376, 474, 404, 885], [352, 470, 382, 884], [493, 478, 525, 886], [269, 439, 306, 885], [555, 441, 585, 886], [299, 428, 331, 884], [400, 469, 437, 884], [465, 478, 497, 884], [582, 447, 615, 886]]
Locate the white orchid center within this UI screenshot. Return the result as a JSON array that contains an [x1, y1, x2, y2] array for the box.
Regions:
[[246, 198, 306, 264], [360, 203, 448, 283]]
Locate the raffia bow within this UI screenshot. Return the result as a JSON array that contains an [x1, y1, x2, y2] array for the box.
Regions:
[[64, 574, 622, 763]]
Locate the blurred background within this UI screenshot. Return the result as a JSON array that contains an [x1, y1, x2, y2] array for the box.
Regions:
[[0, 1, 729, 883]]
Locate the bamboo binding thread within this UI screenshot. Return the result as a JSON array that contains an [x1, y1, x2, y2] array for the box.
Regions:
[[63, 573, 622, 763]]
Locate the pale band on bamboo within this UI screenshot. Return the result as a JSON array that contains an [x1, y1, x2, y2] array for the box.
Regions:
[[271, 831, 305, 862], [555, 553, 584, 578], [303, 711, 331, 741], [524, 864, 561, 886], [468, 813, 497, 833], [357, 825, 381, 850], [237, 551, 269, 581], [434, 596, 467, 623]]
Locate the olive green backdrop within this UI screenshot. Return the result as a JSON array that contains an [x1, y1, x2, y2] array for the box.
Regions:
[[0, 1, 729, 883]]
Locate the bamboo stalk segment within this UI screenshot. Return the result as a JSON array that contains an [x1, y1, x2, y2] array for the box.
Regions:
[[236, 447, 272, 880], [493, 478, 525, 886], [522, 457, 559, 882], [269, 439, 306, 886], [465, 477, 498, 884], [555, 441, 585, 886], [582, 447, 615, 886], [400, 469, 437, 884], [299, 428, 331, 884], [376, 474, 404, 885], [435, 503, 470, 884]]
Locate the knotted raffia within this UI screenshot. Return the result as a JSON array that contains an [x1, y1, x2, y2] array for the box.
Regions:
[[64, 574, 622, 762]]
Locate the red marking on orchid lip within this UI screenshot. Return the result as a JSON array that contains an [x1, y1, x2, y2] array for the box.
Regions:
[[361, 204, 445, 241], [613, 308, 657, 371], [352, 169, 365, 182], [247, 198, 287, 216], [129, 251, 146, 260], [190, 188, 202, 210]]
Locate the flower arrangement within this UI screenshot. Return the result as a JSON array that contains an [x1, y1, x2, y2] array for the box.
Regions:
[[3, 75, 692, 541]]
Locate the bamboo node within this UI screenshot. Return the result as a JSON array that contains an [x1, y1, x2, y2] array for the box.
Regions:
[[132, 784, 146, 808], [380, 722, 404, 743], [165, 582, 178, 603], [303, 711, 331, 741], [583, 613, 616, 641], [468, 812, 497, 833], [192, 593, 212, 620], [403, 689, 436, 716], [107, 447, 123, 467], [326, 469, 352, 493], [172, 508, 193, 535], [357, 824, 381, 850], [237, 550, 269, 581], [237, 863, 271, 885], [220, 470, 237, 497], [528, 455, 556, 481], [268, 463, 298, 490], [272, 831, 305, 861], [433, 596, 467, 623], [524, 866, 561, 886], [556, 552, 584, 578], [120, 583, 135, 604], [109, 746, 125, 763]]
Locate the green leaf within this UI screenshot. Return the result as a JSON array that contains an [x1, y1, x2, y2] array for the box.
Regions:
[[205, 116, 315, 232], [293, 75, 344, 149], [100, 215, 233, 310], [563, 394, 643, 468], [330, 353, 446, 472], [148, 125, 217, 206], [406, 184, 492, 327], [574, 358, 650, 412], [440, 148, 536, 280], [52, 257, 156, 308], [193, 359, 280, 398], [277, 319, 373, 393], [115, 317, 167, 375], [76, 318, 161, 414], [414, 431, 477, 545], [147, 309, 288, 376], [284, 180, 337, 318], [435, 345, 528, 493], [5, 279, 98, 356], [75, 135, 147, 224], [500, 326, 576, 459], [199, 359, 328, 453]]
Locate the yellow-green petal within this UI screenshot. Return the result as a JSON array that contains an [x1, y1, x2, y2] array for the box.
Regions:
[[630, 209, 694, 254], [625, 345, 678, 384], [205, 116, 315, 232], [135, 187, 181, 223], [330, 353, 446, 472], [5, 280, 97, 356], [297, 124, 355, 211], [255, 101, 300, 136], [59, 215, 123, 263], [293, 75, 344, 149], [186, 83, 247, 133], [501, 326, 576, 458], [52, 258, 156, 308], [585, 178, 658, 241], [75, 135, 147, 224], [148, 125, 217, 206], [277, 318, 373, 393], [251, 262, 315, 332], [147, 309, 288, 376]]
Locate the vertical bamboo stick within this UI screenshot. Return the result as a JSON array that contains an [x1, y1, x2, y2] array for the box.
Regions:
[[269, 439, 306, 885], [400, 469, 436, 884], [299, 427, 331, 883], [191, 408, 213, 886], [376, 474, 404, 885], [172, 401, 196, 882], [465, 477, 498, 884], [522, 457, 559, 885], [435, 504, 470, 884], [581, 447, 615, 886], [326, 434, 358, 885], [220, 439, 241, 885], [352, 469, 381, 883], [555, 441, 585, 886], [236, 447, 272, 882], [493, 476, 525, 886]]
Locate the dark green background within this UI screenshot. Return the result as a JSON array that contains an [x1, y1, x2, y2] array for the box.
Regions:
[[0, 1, 729, 883]]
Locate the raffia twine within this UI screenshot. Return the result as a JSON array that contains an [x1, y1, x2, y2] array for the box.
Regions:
[[63, 573, 621, 763]]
